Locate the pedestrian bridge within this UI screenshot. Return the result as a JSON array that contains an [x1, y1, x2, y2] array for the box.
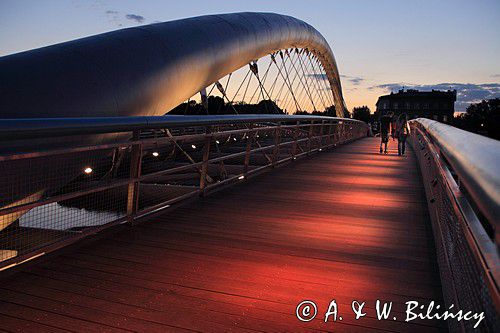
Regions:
[[0, 12, 498, 332]]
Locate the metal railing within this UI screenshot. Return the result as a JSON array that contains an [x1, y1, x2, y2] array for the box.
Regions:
[[0, 115, 367, 271], [409, 118, 499, 332]]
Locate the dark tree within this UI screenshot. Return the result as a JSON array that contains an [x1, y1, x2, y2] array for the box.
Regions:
[[168, 100, 206, 115], [294, 105, 352, 118], [453, 98, 499, 140], [325, 105, 337, 117], [167, 97, 284, 115], [207, 96, 226, 114], [352, 106, 371, 123]]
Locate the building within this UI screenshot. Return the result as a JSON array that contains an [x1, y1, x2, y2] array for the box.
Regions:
[[375, 89, 456, 123]]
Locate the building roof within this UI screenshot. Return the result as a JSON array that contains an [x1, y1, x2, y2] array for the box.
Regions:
[[378, 89, 456, 100]]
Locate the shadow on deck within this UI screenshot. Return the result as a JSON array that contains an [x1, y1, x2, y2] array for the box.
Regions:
[[0, 137, 445, 332]]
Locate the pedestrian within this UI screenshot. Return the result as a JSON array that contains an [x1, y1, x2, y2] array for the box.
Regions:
[[379, 112, 393, 154], [396, 113, 411, 156], [391, 116, 397, 141]]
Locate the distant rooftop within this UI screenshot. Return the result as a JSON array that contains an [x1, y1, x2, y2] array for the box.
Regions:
[[379, 88, 457, 100], [385, 88, 457, 97]]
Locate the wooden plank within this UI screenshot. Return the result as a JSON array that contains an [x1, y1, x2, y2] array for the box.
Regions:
[[0, 138, 446, 332], [0, 313, 69, 333]]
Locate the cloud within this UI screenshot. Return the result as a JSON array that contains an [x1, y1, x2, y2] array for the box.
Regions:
[[307, 73, 328, 81], [340, 74, 364, 86], [370, 82, 500, 111], [491, 74, 500, 78], [104, 9, 121, 26], [125, 14, 145, 23], [308, 74, 365, 86]]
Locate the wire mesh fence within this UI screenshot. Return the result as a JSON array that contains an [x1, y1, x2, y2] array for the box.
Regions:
[[410, 122, 499, 332], [0, 117, 367, 270]]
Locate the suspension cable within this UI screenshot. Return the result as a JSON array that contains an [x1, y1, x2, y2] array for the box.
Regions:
[[289, 49, 317, 111], [305, 53, 329, 108], [309, 54, 335, 108], [248, 59, 273, 104], [275, 50, 301, 113], [215, 80, 239, 114], [299, 49, 327, 111], [316, 58, 336, 107], [230, 68, 252, 104], [249, 61, 285, 114], [283, 50, 308, 113]]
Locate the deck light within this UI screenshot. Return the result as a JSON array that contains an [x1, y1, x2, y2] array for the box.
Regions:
[[84, 167, 93, 174], [191, 144, 197, 149], [216, 140, 220, 144], [238, 175, 245, 180], [152, 152, 159, 157]]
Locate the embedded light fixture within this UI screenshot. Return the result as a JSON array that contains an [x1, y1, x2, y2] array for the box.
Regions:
[[216, 140, 220, 144], [152, 152, 159, 157], [238, 175, 245, 180], [233, 137, 237, 141], [191, 144, 197, 149], [319, 148, 322, 151], [84, 167, 93, 174]]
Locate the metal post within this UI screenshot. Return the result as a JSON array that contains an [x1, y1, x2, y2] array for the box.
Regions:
[[327, 121, 333, 147], [243, 127, 254, 177], [291, 121, 299, 159], [272, 122, 281, 167], [307, 121, 314, 154], [199, 128, 212, 196], [339, 122, 345, 144], [127, 130, 142, 224], [319, 120, 325, 150]]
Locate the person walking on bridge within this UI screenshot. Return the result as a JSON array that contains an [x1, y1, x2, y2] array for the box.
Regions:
[[396, 113, 411, 156], [379, 112, 393, 154]]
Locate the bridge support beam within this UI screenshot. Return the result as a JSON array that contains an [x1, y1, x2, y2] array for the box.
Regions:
[[126, 130, 142, 224]]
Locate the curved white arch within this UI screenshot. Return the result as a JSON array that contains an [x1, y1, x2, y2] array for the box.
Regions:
[[0, 12, 346, 118]]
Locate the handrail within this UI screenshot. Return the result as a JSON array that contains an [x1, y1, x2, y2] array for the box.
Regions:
[[410, 118, 500, 331], [0, 115, 364, 140], [411, 118, 500, 232], [0, 115, 367, 270]]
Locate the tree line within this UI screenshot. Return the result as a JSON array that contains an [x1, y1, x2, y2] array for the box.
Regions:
[[168, 96, 499, 140]]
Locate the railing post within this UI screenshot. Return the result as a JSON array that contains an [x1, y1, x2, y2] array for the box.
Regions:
[[243, 126, 254, 177], [307, 121, 314, 154], [327, 120, 333, 147], [340, 121, 345, 144], [291, 121, 299, 159], [199, 127, 212, 196], [127, 130, 142, 224], [319, 120, 325, 150], [272, 122, 281, 167]]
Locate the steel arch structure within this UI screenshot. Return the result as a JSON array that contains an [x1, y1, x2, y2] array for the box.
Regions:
[[0, 12, 346, 118], [0, 12, 365, 272]]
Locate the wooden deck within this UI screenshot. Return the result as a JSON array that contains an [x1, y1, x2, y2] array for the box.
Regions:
[[0, 137, 445, 332]]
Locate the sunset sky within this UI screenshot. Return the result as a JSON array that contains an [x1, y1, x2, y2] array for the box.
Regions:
[[1, 0, 499, 112]]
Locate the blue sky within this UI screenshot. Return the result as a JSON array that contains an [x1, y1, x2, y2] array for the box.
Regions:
[[1, 0, 499, 111]]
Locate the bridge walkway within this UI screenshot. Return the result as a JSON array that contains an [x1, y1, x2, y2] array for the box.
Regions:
[[0, 137, 445, 332]]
